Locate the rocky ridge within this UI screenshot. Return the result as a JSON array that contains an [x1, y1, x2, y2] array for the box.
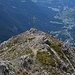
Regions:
[[0, 28, 75, 75]]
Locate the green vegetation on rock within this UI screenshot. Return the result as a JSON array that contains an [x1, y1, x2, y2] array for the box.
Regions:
[[36, 51, 55, 66]]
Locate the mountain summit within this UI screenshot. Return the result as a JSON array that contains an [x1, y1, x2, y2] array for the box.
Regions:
[[0, 28, 75, 75]]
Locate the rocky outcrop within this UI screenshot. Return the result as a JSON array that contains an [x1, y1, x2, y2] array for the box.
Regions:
[[0, 28, 75, 75], [0, 60, 16, 75]]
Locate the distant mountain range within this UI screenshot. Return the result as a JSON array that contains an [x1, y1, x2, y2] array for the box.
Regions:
[[0, 0, 75, 46], [0, 4, 23, 42], [0, 0, 52, 41]]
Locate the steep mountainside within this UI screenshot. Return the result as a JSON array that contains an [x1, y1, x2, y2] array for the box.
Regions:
[[0, 4, 23, 42], [0, 28, 75, 75]]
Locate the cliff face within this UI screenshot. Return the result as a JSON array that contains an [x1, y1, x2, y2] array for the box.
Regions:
[[0, 28, 75, 75]]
